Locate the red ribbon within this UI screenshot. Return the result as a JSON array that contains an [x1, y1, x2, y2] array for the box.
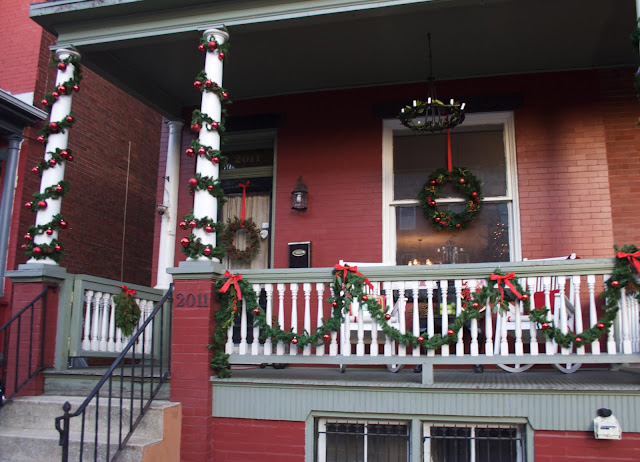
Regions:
[[220, 271, 243, 300], [238, 181, 250, 221], [617, 251, 640, 274], [334, 264, 374, 291], [121, 285, 137, 298], [489, 272, 522, 301], [447, 128, 452, 172]]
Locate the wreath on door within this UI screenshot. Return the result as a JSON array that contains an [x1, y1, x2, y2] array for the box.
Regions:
[[220, 217, 261, 263]]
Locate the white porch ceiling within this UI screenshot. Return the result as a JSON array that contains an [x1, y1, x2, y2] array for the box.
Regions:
[[30, 0, 639, 118]]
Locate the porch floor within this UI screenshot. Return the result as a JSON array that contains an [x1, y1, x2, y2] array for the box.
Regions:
[[216, 364, 640, 391]]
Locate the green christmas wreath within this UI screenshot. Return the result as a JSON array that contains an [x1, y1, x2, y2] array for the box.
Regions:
[[220, 218, 261, 263], [418, 167, 482, 230], [114, 285, 141, 337]]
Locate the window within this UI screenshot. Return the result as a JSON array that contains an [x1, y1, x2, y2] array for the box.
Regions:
[[316, 419, 410, 462], [424, 422, 525, 462], [382, 113, 520, 265]]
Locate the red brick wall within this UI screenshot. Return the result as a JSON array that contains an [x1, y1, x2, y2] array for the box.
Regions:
[[211, 417, 305, 462], [535, 430, 640, 461]]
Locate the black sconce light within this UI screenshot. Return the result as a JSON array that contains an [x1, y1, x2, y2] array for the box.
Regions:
[[291, 176, 308, 211]]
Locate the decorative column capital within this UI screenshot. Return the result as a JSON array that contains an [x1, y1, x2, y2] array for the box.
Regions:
[[167, 120, 184, 135], [202, 28, 229, 45], [55, 48, 81, 61]]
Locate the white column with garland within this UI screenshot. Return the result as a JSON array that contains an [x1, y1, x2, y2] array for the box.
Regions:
[[29, 48, 80, 265], [191, 28, 228, 261], [156, 120, 183, 288]]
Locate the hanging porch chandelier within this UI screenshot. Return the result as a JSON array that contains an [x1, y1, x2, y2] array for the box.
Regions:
[[398, 33, 466, 133]]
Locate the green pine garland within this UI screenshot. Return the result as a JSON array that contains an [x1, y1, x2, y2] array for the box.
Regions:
[[114, 285, 141, 337], [198, 35, 231, 60], [185, 139, 227, 166], [192, 71, 232, 102], [23, 239, 64, 263], [219, 218, 261, 263], [190, 110, 224, 134], [32, 149, 75, 175], [180, 234, 225, 260], [186, 173, 225, 202]]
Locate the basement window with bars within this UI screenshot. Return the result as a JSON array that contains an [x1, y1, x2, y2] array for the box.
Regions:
[[423, 422, 525, 462], [316, 419, 410, 462]]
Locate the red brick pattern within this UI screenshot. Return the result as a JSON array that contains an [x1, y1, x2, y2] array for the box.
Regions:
[[535, 430, 640, 461], [211, 417, 305, 462]]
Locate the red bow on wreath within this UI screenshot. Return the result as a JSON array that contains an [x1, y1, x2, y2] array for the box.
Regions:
[[617, 251, 640, 275], [121, 285, 137, 298], [334, 264, 374, 291], [220, 271, 243, 300], [489, 272, 522, 301]]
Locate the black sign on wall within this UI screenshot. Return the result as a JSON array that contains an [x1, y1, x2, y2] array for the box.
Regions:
[[288, 242, 311, 268]]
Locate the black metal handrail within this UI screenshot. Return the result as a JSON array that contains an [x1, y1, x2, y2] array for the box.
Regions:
[[55, 284, 173, 461], [0, 284, 57, 408]]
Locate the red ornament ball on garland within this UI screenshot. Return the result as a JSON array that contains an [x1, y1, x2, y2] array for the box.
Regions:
[[203, 247, 212, 256], [66, 116, 74, 123], [575, 337, 582, 343], [190, 123, 201, 133], [521, 294, 529, 301], [459, 178, 466, 184], [24, 234, 32, 241], [323, 333, 330, 340], [59, 220, 68, 229], [188, 178, 199, 187], [212, 157, 219, 164], [189, 220, 197, 229], [418, 336, 424, 343], [38, 200, 47, 210], [456, 223, 462, 228], [428, 200, 436, 207], [54, 245, 62, 252], [221, 92, 229, 100], [471, 191, 478, 198], [67, 154, 74, 162], [32, 167, 40, 174], [60, 150, 69, 159], [52, 92, 60, 99], [541, 322, 549, 330], [205, 80, 213, 88], [58, 86, 67, 94], [193, 80, 203, 89], [32, 246, 43, 256], [198, 147, 206, 155], [472, 302, 480, 309], [207, 185, 214, 191], [73, 85, 79, 92], [41, 99, 49, 107], [46, 228, 53, 236], [253, 308, 260, 315], [180, 237, 190, 248], [25, 202, 32, 209], [57, 62, 66, 71], [331, 301, 338, 308], [179, 221, 187, 230], [611, 280, 620, 288], [21, 244, 27, 250], [384, 313, 391, 320], [185, 148, 195, 157], [447, 329, 455, 337], [211, 121, 219, 130], [597, 323, 605, 330], [49, 159, 57, 167], [50, 122, 58, 131], [37, 136, 45, 143], [198, 44, 205, 51], [218, 51, 225, 61], [362, 295, 368, 302], [208, 41, 218, 51], [291, 337, 298, 345], [205, 225, 213, 233]]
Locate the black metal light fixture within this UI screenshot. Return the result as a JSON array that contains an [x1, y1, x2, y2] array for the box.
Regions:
[[398, 33, 466, 133], [291, 176, 308, 211]]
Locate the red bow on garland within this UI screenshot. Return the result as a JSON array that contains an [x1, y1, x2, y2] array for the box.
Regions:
[[489, 272, 522, 301], [617, 251, 640, 275], [220, 270, 243, 300], [334, 264, 374, 291], [120, 285, 137, 298]]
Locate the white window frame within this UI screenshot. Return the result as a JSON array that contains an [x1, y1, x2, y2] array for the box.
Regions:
[[423, 421, 525, 462], [381, 111, 521, 265]]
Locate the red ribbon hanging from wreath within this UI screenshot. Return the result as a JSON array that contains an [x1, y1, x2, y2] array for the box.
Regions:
[[220, 270, 243, 300], [238, 181, 251, 221], [334, 264, 374, 291], [617, 251, 640, 274], [489, 272, 523, 301], [447, 128, 452, 172]]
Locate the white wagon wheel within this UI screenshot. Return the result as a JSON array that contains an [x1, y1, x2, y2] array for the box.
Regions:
[[497, 363, 534, 373], [553, 362, 582, 373]]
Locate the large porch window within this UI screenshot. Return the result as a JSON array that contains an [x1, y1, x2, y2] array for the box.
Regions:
[[383, 112, 520, 265]]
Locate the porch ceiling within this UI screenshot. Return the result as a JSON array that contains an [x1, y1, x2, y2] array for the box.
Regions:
[[30, 0, 639, 118]]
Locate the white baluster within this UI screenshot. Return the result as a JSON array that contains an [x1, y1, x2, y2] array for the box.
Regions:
[[277, 283, 286, 356], [81, 290, 94, 351], [514, 282, 524, 357], [99, 292, 110, 351], [225, 321, 234, 355], [440, 280, 449, 357], [467, 280, 479, 357], [410, 281, 420, 357], [145, 299, 155, 355], [543, 277, 555, 356], [303, 283, 312, 356], [316, 283, 325, 356], [355, 299, 365, 356], [499, 309, 509, 357], [484, 298, 493, 357], [369, 282, 379, 356], [603, 275, 617, 354], [454, 280, 464, 357], [425, 281, 435, 357], [397, 284, 406, 358], [239, 295, 248, 355], [330, 287, 339, 357], [290, 283, 299, 355], [251, 284, 261, 355], [620, 287, 632, 354], [115, 323, 124, 352], [587, 275, 600, 355], [527, 277, 538, 356], [264, 284, 273, 356], [557, 277, 570, 355], [572, 276, 585, 355], [383, 282, 393, 357], [90, 291, 102, 351], [135, 297, 144, 353], [107, 296, 116, 352]]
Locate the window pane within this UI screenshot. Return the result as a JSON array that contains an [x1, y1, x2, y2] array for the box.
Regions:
[[326, 423, 365, 462], [367, 423, 409, 462], [396, 203, 510, 264], [393, 128, 506, 200], [475, 427, 520, 462], [429, 426, 471, 462]]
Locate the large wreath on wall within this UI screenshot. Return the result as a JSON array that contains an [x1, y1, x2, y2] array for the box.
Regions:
[[220, 217, 261, 263], [417, 166, 483, 230]]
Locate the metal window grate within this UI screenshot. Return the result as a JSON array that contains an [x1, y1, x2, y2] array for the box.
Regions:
[[425, 424, 524, 462]]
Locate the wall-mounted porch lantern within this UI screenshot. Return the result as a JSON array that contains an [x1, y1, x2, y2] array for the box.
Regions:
[[291, 176, 308, 211]]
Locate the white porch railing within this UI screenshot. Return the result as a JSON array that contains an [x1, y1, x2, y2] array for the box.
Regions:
[[226, 259, 640, 384], [68, 275, 166, 358]]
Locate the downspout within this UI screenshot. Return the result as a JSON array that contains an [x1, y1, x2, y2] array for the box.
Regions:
[[0, 135, 23, 295]]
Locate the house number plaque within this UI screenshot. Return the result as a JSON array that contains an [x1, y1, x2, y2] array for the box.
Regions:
[[175, 292, 209, 308]]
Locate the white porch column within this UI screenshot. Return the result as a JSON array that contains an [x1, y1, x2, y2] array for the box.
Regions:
[[29, 48, 80, 265], [155, 120, 183, 289], [190, 28, 228, 261]]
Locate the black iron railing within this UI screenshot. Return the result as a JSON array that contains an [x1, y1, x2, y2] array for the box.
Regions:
[[55, 284, 173, 461], [0, 284, 57, 408]]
